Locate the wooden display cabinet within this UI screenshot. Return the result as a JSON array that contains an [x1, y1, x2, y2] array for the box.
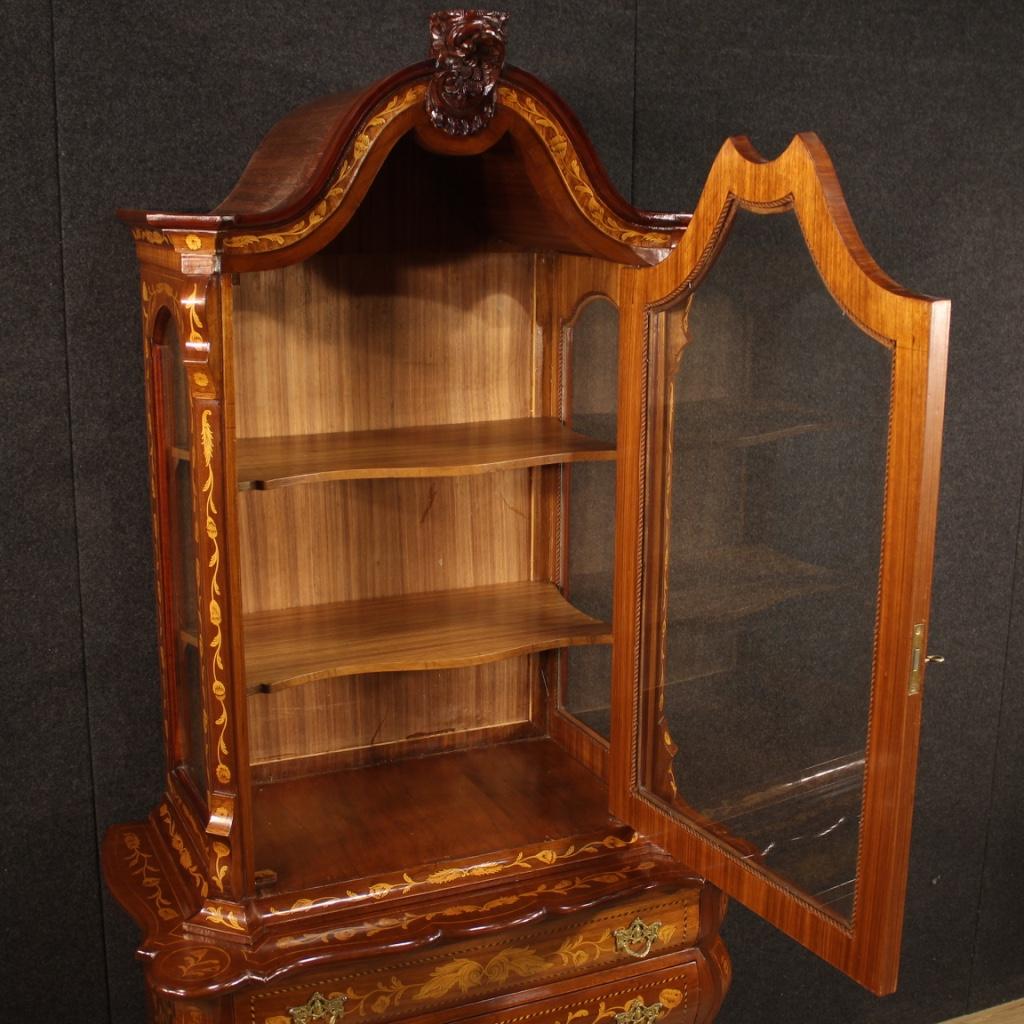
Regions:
[[103, 11, 949, 1023]]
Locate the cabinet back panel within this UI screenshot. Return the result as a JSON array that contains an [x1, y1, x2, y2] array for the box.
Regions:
[[248, 659, 535, 779], [236, 473, 532, 611], [232, 250, 536, 438]]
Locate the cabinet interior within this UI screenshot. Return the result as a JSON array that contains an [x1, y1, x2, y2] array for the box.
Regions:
[[227, 137, 619, 885]]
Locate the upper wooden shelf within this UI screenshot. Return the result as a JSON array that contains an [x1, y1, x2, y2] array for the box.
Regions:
[[236, 417, 616, 490], [244, 580, 611, 694]]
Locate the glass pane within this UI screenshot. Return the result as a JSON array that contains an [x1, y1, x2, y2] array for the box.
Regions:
[[563, 299, 618, 739], [158, 315, 206, 797], [181, 640, 207, 795], [175, 458, 198, 634], [642, 210, 892, 920], [170, 325, 190, 449]]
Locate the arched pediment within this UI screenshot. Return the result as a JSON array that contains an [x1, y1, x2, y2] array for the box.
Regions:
[[119, 16, 687, 272]]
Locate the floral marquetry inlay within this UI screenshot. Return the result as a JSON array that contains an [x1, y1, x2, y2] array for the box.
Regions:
[[133, 227, 170, 247], [199, 409, 232, 787], [122, 831, 178, 922], [498, 87, 675, 251], [276, 861, 659, 950], [159, 803, 208, 899], [269, 833, 637, 918], [224, 86, 424, 253], [257, 913, 681, 1022]]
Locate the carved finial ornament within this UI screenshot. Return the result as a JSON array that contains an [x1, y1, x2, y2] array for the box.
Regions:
[[426, 9, 509, 136]]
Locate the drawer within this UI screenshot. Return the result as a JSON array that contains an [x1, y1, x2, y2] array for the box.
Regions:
[[450, 951, 706, 1024], [242, 885, 702, 1024]]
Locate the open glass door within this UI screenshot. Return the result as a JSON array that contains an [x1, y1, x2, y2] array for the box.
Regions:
[[609, 134, 948, 993]]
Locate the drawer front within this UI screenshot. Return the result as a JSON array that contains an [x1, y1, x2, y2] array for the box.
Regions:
[[452, 954, 704, 1024], [244, 887, 699, 1024]]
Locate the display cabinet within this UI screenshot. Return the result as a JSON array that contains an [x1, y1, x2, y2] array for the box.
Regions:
[[103, 11, 948, 1022]]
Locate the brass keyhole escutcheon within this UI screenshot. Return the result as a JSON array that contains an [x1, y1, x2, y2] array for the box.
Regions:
[[614, 916, 663, 959], [615, 998, 665, 1023], [288, 992, 347, 1024]]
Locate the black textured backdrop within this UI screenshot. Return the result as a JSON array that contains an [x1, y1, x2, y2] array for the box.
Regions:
[[1, 2, 1021, 1021]]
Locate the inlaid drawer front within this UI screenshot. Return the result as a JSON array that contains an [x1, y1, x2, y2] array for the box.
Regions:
[[452, 959, 701, 1024], [245, 889, 697, 1024]]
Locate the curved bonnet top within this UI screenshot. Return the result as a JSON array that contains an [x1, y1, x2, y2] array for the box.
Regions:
[[119, 9, 687, 271]]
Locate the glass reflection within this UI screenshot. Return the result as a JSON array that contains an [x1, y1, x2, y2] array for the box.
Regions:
[[644, 210, 892, 920], [563, 298, 618, 740], [159, 315, 206, 799]]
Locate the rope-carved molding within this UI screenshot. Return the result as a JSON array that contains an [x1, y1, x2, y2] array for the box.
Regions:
[[426, 9, 509, 136]]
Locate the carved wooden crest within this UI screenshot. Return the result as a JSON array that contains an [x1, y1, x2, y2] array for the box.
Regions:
[[426, 9, 509, 136]]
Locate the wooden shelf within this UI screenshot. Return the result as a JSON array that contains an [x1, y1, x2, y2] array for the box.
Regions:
[[252, 737, 618, 892], [236, 417, 615, 490], [244, 580, 611, 694]]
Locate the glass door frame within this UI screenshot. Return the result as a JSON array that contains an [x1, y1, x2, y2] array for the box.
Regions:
[[608, 132, 949, 994]]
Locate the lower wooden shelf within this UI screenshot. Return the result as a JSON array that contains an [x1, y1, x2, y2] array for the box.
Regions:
[[243, 580, 611, 694], [252, 737, 616, 893]]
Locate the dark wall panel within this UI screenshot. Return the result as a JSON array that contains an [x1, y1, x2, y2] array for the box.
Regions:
[[634, 2, 1024, 1021], [0, 0, 109, 1018], [971, 506, 1024, 1010], [48, 2, 635, 1019]]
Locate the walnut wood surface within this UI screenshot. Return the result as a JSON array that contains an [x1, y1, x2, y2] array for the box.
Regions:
[[252, 738, 614, 891], [110, 12, 946, 1016], [233, 251, 537, 439], [243, 580, 611, 693], [247, 662, 537, 778], [236, 417, 615, 489], [232, 245, 543, 765], [104, 811, 729, 1015]]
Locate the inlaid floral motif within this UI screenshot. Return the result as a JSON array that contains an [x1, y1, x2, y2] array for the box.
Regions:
[[224, 87, 424, 253], [276, 863, 651, 950], [328, 833, 637, 906], [123, 831, 178, 922], [498, 87, 675, 251], [199, 409, 231, 787], [263, 921, 675, 1019], [159, 803, 208, 899]]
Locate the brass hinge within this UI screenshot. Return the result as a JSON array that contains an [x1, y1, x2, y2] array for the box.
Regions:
[[908, 622, 925, 695]]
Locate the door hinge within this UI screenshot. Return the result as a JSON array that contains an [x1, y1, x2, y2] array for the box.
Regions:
[[908, 622, 925, 695]]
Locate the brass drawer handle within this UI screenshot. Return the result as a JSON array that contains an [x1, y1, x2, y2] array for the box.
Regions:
[[288, 992, 347, 1024], [616, 998, 665, 1023], [614, 916, 663, 959]]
